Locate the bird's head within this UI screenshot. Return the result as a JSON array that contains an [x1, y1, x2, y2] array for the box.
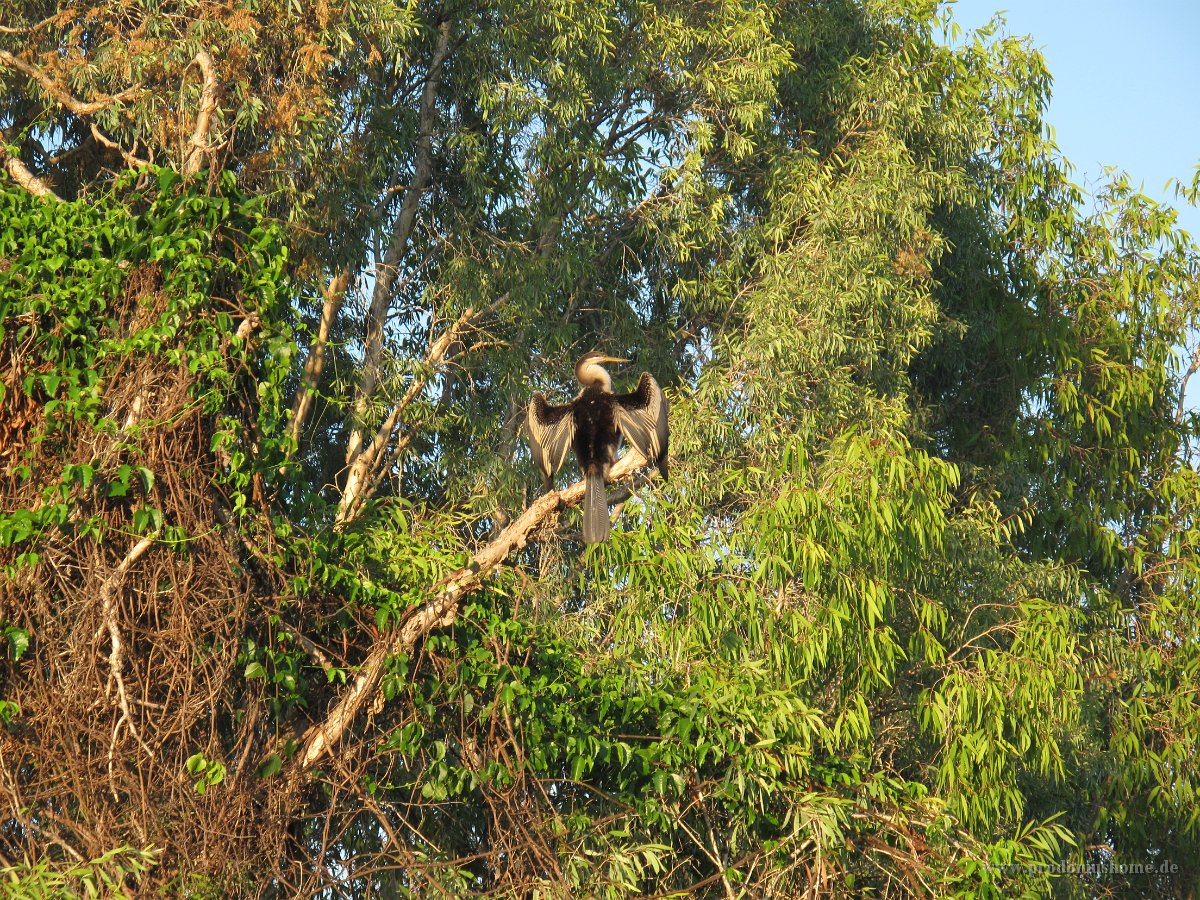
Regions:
[[575, 351, 628, 390]]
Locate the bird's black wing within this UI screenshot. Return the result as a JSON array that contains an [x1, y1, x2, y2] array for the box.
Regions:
[[526, 393, 575, 483], [614, 372, 669, 479]]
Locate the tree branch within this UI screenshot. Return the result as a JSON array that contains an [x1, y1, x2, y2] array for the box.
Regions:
[[291, 267, 351, 448], [346, 20, 452, 466], [94, 535, 158, 773], [0, 50, 140, 116], [1177, 343, 1200, 425], [299, 448, 653, 770], [181, 51, 219, 177], [337, 299, 490, 526], [90, 123, 150, 169], [0, 49, 145, 190], [0, 146, 60, 200], [0, 13, 62, 34]]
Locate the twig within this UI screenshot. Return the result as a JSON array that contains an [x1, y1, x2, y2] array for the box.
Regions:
[[300, 448, 656, 770], [358, 414, 424, 517], [336, 298, 500, 526], [1177, 343, 1200, 425], [90, 122, 150, 168]]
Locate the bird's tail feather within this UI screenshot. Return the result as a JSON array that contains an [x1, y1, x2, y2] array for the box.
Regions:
[[582, 471, 609, 544]]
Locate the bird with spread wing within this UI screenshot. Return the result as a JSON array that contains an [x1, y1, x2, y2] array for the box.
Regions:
[[526, 352, 668, 543]]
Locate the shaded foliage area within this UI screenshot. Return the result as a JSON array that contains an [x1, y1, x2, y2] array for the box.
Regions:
[[2, 0, 1199, 897]]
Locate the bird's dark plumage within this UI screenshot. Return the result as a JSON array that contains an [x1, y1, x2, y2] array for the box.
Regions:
[[526, 352, 669, 543], [615, 372, 669, 482]]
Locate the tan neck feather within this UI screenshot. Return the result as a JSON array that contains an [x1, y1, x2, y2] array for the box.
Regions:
[[577, 360, 613, 391]]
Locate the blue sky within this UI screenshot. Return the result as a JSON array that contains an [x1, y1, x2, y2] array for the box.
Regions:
[[948, 0, 1200, 238], [948, 1, 1200, 412]]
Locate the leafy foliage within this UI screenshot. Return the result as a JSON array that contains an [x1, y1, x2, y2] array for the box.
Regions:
[[2, 1, 1199, 897], [0, 845, 161, 900]]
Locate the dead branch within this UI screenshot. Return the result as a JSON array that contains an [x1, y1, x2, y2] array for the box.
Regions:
[[0, 147, 61, 200], [290, 268, 351, 447], [300, 447, 653, 770], [94, 534, 158, 774], [181, 51, 219, 177], [346, 20, 453, 466], [0, 272, 292, 881]]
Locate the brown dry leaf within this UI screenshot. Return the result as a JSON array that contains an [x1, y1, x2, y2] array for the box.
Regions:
[[227, 8, 260, 32]]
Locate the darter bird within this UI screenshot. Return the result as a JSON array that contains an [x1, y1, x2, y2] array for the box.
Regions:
[[526, 352, 668, 544]]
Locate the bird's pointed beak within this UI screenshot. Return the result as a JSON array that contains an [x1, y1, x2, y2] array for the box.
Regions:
[[600, 356, 629, 365]]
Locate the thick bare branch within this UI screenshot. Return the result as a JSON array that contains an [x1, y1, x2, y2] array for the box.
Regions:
[[300, 448, 653, 770], [346, 20, 453, 466], [0, 50, 140, 115], [181, 51, 220, 177], [0, 147, 61, 200], [291, 268, 351, 447]]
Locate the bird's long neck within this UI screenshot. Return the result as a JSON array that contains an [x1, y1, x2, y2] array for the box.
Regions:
[[577, 360, 613, 392]]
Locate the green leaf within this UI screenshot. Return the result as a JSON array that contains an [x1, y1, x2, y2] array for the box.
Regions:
[[5, 626, 30, 661], [244, 662, 267, 679]]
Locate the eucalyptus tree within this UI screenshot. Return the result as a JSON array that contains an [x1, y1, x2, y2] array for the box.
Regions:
[[1, 0, 1198, 897]]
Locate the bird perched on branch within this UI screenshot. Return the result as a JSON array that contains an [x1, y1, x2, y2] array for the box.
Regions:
[[526, 352, 669, 543]]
